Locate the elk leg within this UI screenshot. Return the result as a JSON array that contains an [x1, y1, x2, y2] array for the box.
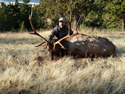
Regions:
[[49, 52, 54, 60], [91, 57, 94, 61]]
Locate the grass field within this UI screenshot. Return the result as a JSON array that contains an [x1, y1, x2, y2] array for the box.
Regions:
[[0, 28, 125, 94]]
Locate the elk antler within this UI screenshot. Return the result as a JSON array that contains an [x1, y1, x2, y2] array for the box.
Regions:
[[29, 9, 48, 48], [53, 7, 72, 50]]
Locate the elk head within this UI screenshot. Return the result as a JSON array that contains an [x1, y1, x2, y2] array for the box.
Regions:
[[29, 7, 72, 60]]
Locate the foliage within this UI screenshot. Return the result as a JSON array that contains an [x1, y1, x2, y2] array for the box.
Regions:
[[19, 3, 31, 30], [23, 0, 30, 4], [0, 2, 17, 31], [39, 0, 104, 28], [0, 0, 125, 31], [0, 0, 41, 32], [103, 0, 124, 29], [19, 21, 25, 32]]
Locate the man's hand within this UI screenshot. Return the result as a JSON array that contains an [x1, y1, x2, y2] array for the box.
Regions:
[[47, 40, 51, 44], [73, 29, 79, 34]]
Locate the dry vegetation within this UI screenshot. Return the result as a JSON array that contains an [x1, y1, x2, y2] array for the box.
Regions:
[[0, 28, 125, 94]]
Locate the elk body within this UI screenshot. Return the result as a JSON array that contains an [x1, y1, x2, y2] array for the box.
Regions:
[[29, 13, 116, 60], [54, 34, 116, 58]]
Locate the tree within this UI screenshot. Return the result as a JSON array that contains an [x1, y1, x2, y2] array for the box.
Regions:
[[38, 0, 97, 29], [103, 0, 125, 29], [13, 0, 20, 30], [0, 2, 15, 31], [19, 1, 31, 30], [23, 0, 30, 4], [0, 0, 41, 32], [0, 1, 20, 31]]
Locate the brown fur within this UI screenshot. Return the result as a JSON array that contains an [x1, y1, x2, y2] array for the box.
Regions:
[[60, 34, 116, 58], [40, 33, 116, 60]]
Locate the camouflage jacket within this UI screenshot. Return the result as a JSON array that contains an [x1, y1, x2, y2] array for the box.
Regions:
[[48, 25, 73, 41]]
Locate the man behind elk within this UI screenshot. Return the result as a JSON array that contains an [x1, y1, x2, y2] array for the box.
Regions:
[[48, 17, 78, 43]]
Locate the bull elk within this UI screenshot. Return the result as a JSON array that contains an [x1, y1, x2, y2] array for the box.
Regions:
[[29, 12, 116, 60]]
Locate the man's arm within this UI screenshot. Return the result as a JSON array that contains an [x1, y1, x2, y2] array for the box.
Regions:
[[48, 27, 57, 42], [70, 29, 78, 35], [73, 29, 79, 34], [67, 26, 78, 35]]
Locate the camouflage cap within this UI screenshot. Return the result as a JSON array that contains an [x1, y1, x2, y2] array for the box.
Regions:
[[59, 17, 66, 22]]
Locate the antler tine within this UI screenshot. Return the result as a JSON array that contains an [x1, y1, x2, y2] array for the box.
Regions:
[[35, 41, 46, 47], [29, 15, 47, 42], [29, 9, 48, 48], [68, 6, 72, 36], [66, 18, 71, 36], [70, 6, 72, 23], [31, 7, 33, 18]]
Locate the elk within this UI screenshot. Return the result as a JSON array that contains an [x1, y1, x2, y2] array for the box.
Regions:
[[29, 12, 116, 60]]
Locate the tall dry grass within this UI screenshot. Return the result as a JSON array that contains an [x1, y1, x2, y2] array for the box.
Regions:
[[0, 29, 125, 94]]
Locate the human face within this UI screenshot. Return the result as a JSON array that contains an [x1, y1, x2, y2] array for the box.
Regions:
[[59, 21, 66, 29]]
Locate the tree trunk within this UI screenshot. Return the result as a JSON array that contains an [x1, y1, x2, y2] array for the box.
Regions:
[[60, 13, 63, 17], [122, 12, 125, 31], [122, 0, 125, 31], [72, 15, 80, 30]]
